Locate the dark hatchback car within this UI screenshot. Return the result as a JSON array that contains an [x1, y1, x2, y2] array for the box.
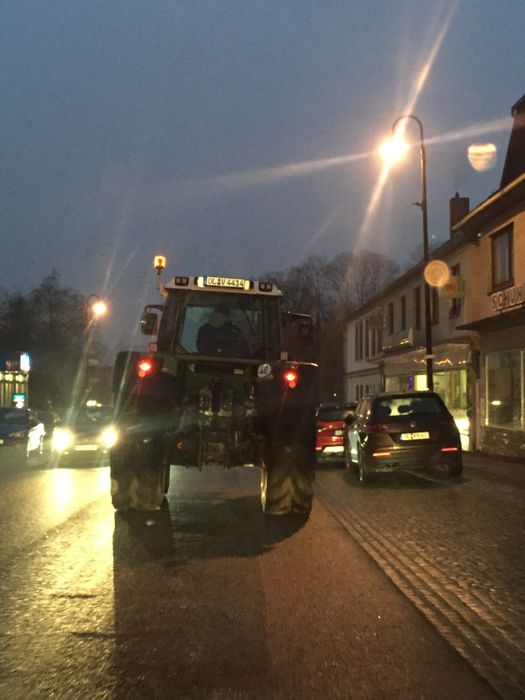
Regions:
[[316, 403, 357, 463], [52, 405, 117, 465], [344, 391, 462, 483]]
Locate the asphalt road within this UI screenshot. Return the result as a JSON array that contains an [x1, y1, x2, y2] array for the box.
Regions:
[[0, 449, 522, 699]]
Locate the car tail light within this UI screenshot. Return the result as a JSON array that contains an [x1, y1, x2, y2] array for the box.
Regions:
[[364, 423, 388, 433], [441, 446, 460, 453], [372, 450, 392, 457], [283, 369, 299, 389]]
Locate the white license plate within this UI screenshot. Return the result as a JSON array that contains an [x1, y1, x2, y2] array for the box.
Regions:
[[400, 431, 430, 441], [74, 444, 98, 451]]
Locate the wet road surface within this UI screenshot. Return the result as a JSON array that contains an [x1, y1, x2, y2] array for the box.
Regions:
[[0, 450, 521, 698]]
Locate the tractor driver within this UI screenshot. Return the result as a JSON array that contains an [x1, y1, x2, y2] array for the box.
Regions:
[[196, 304, 249, 357]]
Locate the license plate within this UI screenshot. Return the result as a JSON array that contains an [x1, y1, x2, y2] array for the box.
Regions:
[[206, 276, 250, 290], [74, 444, 98, 451], [400, 431, 430, 441]]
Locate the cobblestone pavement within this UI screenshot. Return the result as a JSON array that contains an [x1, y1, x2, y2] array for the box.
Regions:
[[315, 459, 525, 700]]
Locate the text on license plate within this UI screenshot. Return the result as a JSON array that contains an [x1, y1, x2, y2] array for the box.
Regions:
[[400, 431, 430, 441]]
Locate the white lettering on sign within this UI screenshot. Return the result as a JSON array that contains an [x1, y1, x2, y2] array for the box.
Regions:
[[491, 283, 525, 311]]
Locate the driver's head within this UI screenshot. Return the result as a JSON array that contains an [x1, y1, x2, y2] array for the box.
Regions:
[[209, 303, 230, 328]]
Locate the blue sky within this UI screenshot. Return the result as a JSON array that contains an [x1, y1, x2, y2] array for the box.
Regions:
[[2, 0, 524, 350]]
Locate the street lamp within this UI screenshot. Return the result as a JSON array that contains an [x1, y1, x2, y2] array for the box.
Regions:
[[86, 294, 108, 326], [380, 114, 434, 391]]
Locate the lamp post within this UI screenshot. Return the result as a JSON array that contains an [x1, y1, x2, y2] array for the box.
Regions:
[[381, 114, 434, 391]]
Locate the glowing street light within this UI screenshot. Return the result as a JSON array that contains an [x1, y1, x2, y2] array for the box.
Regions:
[[86, 295, 109, 324], [380, 114, 434, 391]]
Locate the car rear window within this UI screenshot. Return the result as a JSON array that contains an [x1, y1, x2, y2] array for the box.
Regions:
[[317, 406, 355, 422], [372, 395, 447, 419]]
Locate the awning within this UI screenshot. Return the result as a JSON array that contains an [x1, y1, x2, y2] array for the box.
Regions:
[[457, 306, 525, 332]]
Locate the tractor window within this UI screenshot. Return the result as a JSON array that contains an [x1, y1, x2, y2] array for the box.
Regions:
[[175, 292, 279, 359]]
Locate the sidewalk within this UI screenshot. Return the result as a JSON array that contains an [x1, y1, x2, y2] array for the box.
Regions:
[[464, 450, 525, 487]]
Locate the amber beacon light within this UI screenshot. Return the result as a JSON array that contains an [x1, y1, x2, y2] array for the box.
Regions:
[[153, 255, 167, 271]]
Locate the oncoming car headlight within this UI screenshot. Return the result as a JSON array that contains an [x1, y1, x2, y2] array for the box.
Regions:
[[99, 426, 119, 449], [52, 427, 74, 452]]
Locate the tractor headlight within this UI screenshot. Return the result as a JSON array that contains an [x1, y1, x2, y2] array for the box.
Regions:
[[52, 427, 74, 452], [99, 426, 119, 449]]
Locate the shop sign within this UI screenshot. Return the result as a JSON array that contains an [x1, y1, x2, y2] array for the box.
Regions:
[[441, 276, 465, 299], [491, 283, 525, 312]]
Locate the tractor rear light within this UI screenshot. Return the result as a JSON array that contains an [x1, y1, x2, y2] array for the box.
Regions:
[[136, 356, 163, 378], [283, 369, 299, 389]]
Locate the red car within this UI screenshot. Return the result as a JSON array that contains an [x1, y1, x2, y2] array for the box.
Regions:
[[316, 403, 357, 463]]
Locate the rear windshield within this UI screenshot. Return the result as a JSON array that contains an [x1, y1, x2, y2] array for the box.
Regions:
[[372, 395, 447, 419], [317, 406, 355, 422]]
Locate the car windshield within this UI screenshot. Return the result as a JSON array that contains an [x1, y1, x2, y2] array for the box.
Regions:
[[72, 407, 114, 427], [372, 395, 448, 419]]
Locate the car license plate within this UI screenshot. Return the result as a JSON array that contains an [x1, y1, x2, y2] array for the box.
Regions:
[[400, 431, 430, 441], [74, 444, 98, 451]]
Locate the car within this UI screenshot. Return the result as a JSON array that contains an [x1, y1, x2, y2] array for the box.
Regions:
[[52, 405, 118, 464], [316, 403, 357, 464], [0, 407, 46, 456], [344, 391, 463, 484]]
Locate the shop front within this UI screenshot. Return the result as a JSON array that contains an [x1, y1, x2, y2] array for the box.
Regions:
[[463, 308, 525, 458]]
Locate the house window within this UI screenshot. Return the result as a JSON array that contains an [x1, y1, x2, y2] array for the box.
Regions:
[[413, 287, 421, 330], [431, 287, 439, 325], [354, 324, 359, 360], [387, 302, 394, 334], [364, 318, 370, 358], [491, 226, 513, 289], [400, 295, 406, 330], [450, 263, 462, 317]]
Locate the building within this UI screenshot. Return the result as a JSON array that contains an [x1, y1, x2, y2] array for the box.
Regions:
[[343, 94, 525, 457], [455, 95, 525, 457]]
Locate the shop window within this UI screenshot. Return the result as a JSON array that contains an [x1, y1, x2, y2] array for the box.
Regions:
[[413, 287, 421, 330], [486, 350, 523, 430], [491, 226, 513, 290], [400, 295, 406, 330]]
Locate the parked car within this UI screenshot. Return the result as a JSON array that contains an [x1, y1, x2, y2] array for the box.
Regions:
[[0, 407, 46, 456], [52, 405, 118, 464], [316, 403, 357, 463], [344, 391, 463, 483]]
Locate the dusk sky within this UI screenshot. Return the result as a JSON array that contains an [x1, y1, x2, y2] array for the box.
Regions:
[[2, 0, 524, 351]]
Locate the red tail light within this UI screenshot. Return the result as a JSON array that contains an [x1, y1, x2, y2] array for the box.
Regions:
[[441, 446, 460, 453], [137, 356, 161, 378], [364, 423, 388, 433], [283, 369, 299, 389]]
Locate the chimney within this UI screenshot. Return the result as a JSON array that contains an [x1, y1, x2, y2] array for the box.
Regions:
[[449, 192, 469, 235]]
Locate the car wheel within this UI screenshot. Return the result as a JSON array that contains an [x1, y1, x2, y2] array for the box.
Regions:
[[448, 460, 463, 479]]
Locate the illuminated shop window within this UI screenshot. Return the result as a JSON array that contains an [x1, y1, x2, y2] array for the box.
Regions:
[[486, 350, 523, 430]]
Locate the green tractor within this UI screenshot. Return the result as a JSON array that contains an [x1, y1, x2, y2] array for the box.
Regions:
[[110, 261, 318, 515]]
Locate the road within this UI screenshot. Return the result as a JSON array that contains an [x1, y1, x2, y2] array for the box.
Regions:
[[0, 448, 523, 699]]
